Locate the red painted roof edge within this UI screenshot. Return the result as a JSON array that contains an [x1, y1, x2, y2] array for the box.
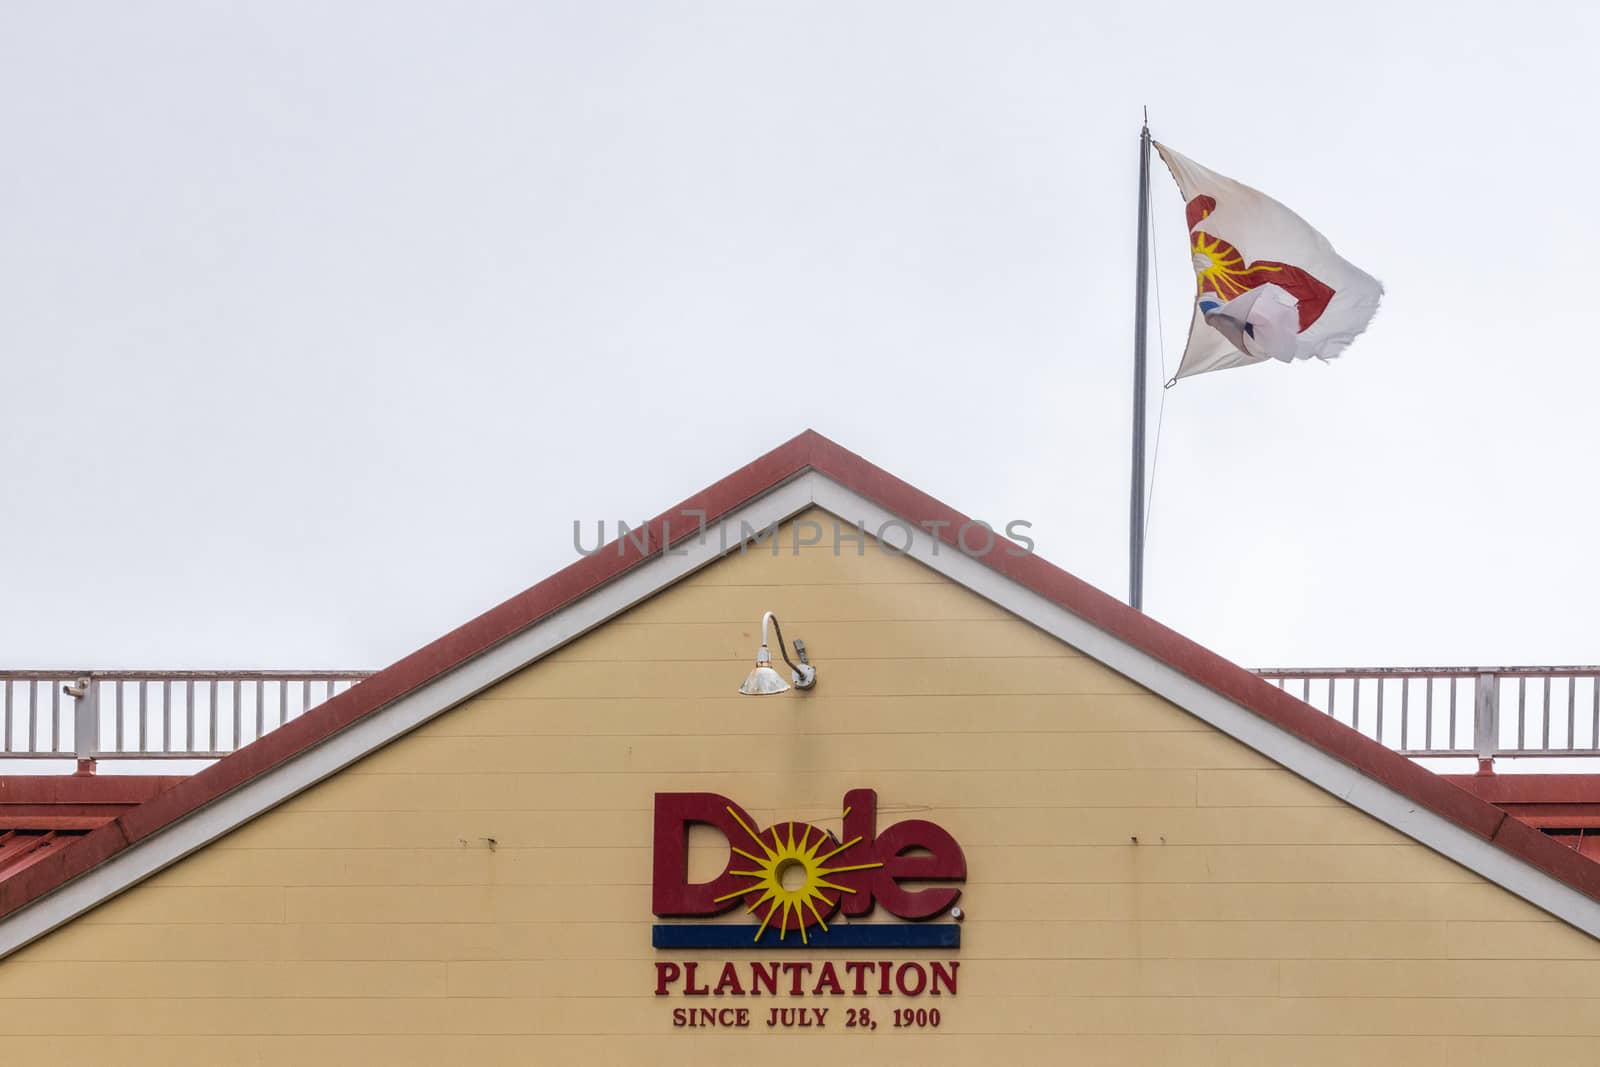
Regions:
[[1443, 774, 1600, 807], [0, 776, 189, 807], [4, 428, 1599, 924], [0, 775, 192, 834], [0, 831, 90, 883]]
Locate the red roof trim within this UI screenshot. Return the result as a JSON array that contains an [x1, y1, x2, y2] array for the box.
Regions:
[[0, 775, 188, 807], [1443, 774, 1600, 834], [4, 429, 1599, 923], [1443, 774, 1600, 807], [0, 775, 189, 833]]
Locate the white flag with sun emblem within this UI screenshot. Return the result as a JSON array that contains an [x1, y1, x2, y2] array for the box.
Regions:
[[1156, 143, 1383, 380]]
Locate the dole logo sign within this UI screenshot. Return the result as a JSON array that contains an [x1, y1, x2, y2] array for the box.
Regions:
[[652, 788, 966, 949]]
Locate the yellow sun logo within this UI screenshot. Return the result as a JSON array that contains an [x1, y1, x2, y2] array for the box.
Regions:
[[712, 806, 883, 944], [1192, 231, 1282, 301]]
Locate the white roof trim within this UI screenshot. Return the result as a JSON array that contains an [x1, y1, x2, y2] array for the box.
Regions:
[[3, 469, 1597, 960]]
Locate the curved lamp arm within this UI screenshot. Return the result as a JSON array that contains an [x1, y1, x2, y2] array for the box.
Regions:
[[761, 611, 816, 690]]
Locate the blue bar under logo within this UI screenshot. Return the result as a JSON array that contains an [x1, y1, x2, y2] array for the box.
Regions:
[[652, 923, 959, 949]]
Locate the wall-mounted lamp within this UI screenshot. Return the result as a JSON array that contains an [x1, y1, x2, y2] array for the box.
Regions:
[[738, 611, 815, 695]]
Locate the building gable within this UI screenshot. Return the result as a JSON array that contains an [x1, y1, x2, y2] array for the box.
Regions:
[[4, 509, 1599, 1060], [0, 431, 1593, 1062]]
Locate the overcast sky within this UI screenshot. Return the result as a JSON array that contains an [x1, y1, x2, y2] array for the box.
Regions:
[[3, 2, 1597, 677]]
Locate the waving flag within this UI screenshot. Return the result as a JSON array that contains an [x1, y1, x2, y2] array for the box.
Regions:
[[1157, 143, 1383, 380]]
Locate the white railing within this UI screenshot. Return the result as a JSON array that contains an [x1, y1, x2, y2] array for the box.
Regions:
[[4, 666, 1596, 765], [0, 671, 373, 762], [1256, 667, 1600, 759]]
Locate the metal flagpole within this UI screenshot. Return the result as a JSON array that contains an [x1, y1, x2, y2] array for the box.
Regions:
[[1129, 117, 1152, 611]]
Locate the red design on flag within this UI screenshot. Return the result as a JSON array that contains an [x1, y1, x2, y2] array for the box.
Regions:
[[1185, 194, 1335, 332]]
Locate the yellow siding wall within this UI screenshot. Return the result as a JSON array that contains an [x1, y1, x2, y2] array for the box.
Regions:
[[3, 510, 1599, 1064]]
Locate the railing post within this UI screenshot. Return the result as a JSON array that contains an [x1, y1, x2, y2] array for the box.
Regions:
[[1474, 672, 1499, 770], [69, 674, 98, 773]]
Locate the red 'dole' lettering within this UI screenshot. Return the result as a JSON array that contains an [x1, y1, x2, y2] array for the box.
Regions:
[[835, 788, 966, 919], [651, 788, 965, 922], [650, 792, 758, 916]]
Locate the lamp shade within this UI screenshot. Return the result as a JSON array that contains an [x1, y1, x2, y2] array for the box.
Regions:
[[739, 664, 790, 695], [739, 642, 790, 695]]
